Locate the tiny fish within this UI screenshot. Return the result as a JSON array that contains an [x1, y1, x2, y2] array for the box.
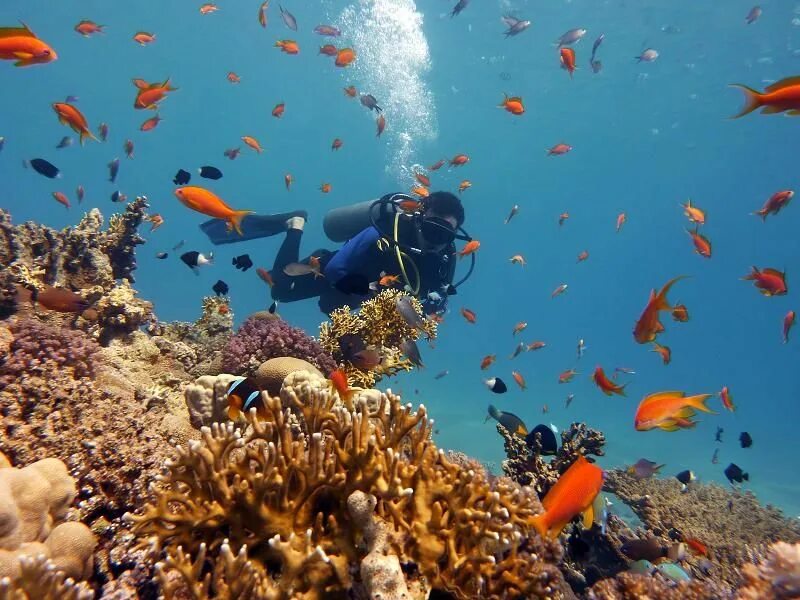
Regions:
[[591, 33, 604, 60], [557, 28, 587, 47], [739, 431, 753, 448], [635, 48, 659, 63], [552, 283, 568, 298], [173, 169, 191, 185], [98, 122, 109, 141], [314, 24, 341, 36], [110, 190, 127, 203], [181, 250, 214, 274], [745, 6, 762, 24], [212, 279, 229, 296], [504, 204, 519, 224], [232, 254, 253, 271], [628, 458, 664, 480], [172, 240, 185, 251], [108, 157, 120, 182], [484, 377, 507, 394], [724, 463, 748, 485], [199, 166, 223, 180], [434, 370, 449, 379], [396, 294, 426, 330], [124, 139, 134, 159], [501, 15, 531, 37], [487, 404, 525, 434], [52, 191, 70, 209], [24, 158, 61, 179], [451, 0, 469, 18], [711, 448, 719, 464], [0, 137, 4, 152], [509, 342, 526, 359], [224, 148, 241, 160], [76, 185, 84, 203], [268, 300, 278, 314], [400, 339, 424, 368], [566, 393, 574, 408], [279, 5, 297, 31], [360, 94, 382, 112], [56, 136, 73, 149]]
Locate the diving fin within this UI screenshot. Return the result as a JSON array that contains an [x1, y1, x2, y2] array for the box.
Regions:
[[200, 211, 308, 245]]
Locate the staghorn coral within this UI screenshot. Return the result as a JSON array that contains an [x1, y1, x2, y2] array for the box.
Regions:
[[0, 201, 153, 343], [129, 372, 569, 599], [0, 452, 96, 586], [222, 315, 335, 378], [319, 289, 436, 387], [737, 541, 800, 599], [0, 555, 94, 600], [3, 317, 99, 379], [604, 469, 800, 590]]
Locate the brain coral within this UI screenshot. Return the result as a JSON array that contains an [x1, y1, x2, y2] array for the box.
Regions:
[[129, 372, 568, 599], [221, 315, 336, 377]]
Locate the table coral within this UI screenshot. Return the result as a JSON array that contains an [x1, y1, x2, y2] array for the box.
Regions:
[[318, 289, 436, 387], [129, 372, 568, 599], [604, 469, 800, 589], [222, 315, 336, 378]]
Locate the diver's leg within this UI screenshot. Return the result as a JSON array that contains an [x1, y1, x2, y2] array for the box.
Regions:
[[200, 211, 308, 245], [270, 219, 331, 302]]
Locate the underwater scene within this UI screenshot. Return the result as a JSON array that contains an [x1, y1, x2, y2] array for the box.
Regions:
[[1, 0, 800, 598]]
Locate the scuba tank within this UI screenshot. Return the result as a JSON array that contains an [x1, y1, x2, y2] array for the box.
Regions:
[[323, 196, 399, 242]]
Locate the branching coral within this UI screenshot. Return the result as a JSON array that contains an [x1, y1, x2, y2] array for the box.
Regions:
[[587, 571, 728, 600], [129, 372, 568, 599], [0, 555, 94, 600], [604, 470, 800, 589], [222, 315, 335, 378], [737, 541, 800, 599], [319, 289, 436, 387]]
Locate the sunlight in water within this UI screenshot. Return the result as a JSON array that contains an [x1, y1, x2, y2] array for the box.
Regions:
[[338, 0, 437, 181]]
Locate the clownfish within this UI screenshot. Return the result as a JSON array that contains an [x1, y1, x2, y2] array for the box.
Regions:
[[226, 377, 267, 420]]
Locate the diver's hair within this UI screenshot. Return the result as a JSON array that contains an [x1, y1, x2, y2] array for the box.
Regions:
[[424, 191, 465, 226]]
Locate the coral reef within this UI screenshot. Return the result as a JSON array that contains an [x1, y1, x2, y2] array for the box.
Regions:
[[0, 452, 96, 586], [183, 373, 242, 429], [129, 370, 569, 599], [253, 356, 323, 395], [319, 289, 436, 387], [0, 201, 154, 344], [587, 571, 728, 599], [0, 555, 95, 600], [737, 541, 800, 599], [603, 469, 800, 589], [222, 314, 335, 378]]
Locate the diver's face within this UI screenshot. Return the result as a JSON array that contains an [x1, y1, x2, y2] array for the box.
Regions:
[[422, 210, 458, 252]]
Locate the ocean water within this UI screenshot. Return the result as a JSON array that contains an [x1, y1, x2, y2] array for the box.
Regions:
[[2, 0, 799, 519]]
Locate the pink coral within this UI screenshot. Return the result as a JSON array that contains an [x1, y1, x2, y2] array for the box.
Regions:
[[4, 317, 99, 379], [221, 315, 335, 377]]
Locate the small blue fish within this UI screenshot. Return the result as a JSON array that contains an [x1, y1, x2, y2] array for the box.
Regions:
[[656, 562, 690, 583], [628, 560, 654, 575]]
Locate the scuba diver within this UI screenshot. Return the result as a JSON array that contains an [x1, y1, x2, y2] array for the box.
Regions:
[[199, 191, 475, 315]]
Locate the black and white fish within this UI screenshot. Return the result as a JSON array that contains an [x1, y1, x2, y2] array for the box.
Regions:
[[484, 377, 507, 394], [180, 250, 213, 274], [24, 158, 61, 179]]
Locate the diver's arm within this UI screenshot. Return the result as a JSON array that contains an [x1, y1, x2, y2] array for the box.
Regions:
[[323, 227, 382, 282]]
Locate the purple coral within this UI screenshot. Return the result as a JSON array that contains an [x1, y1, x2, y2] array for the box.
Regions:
[[3, 318, 100, 379], [222, 316, 336, 377]]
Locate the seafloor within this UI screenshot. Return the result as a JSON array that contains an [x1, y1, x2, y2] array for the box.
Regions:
[[1, 204, 799, 599]]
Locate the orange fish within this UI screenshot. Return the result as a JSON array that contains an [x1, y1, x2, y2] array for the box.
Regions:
[[528, 341, 546, 351], [480, 355, 496, 370], [429, 159, 446, 171], [334, 47, 356, 67], [379, 273, 400, 287], [784, 310, 796, 343], [140, 114, 162, 132], [52, 191, 70, 209], [681, 199, 706, 225], [398, 200, 422, 212], [415, 172, 431, 187], [577, 250, 589, 263], [256, 267, 274, 287], [133, 78, 177, 110], [633, 276, 687, 344], [671, 304, 690, 322], [616, 212, 626, 232], [227, 72, 241, 83], [331, 138, 343, 151], [685, 538, 708, 557], [529, 455, 604, 541], [687, 227, 712, 258], [719, 386, 735, 412], [558, 212, 569, 226], [552, 284, 568, 298], [329, 369, 353, 402], [0, 22, 57, 67], [320, 183, 332, 193], [319, 44, 338, 56], [147, 214, 164, 231], [634, 391, 715, 432], [376, 114, 386, 137], [458, 180, 472, 193], [74, 20, 104, 37], [651, 342, 671, 365], [275, 39, 299, 54], [174, 186, 253, 235], [560, 47, 577, 77], [411, 186, 430, 198], [242, 136, 263, 153], [459, 240, 480, 258], [512, 371, 527, 390], [499, 94, 525, 115], [509, 254, 526, 266], [730, 77, 800, 118], [272, 102, 285, 118], [547, 143, 572, 156], [753, 190, 793, 221], [133, 31, 155, 45], [512, 321, 527, 336], [559, 369, 578, 384], [461, 307, 477, 323], [258, 0, 269, 27], [200, 4, 218, 15], [592, 366, 626, 396], [21, 284, 89, 313], [743, 266, 787, 296], [52, 102, 97, 145], [284, 173, 293, 190], [450, 154, 469, 167], [343, 85, 357, 97]]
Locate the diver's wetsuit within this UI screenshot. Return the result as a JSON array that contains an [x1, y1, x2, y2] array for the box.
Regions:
[[270, 224, 455, 314]]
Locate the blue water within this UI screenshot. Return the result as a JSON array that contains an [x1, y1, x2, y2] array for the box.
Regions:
[[2, 1, 799, 517]]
